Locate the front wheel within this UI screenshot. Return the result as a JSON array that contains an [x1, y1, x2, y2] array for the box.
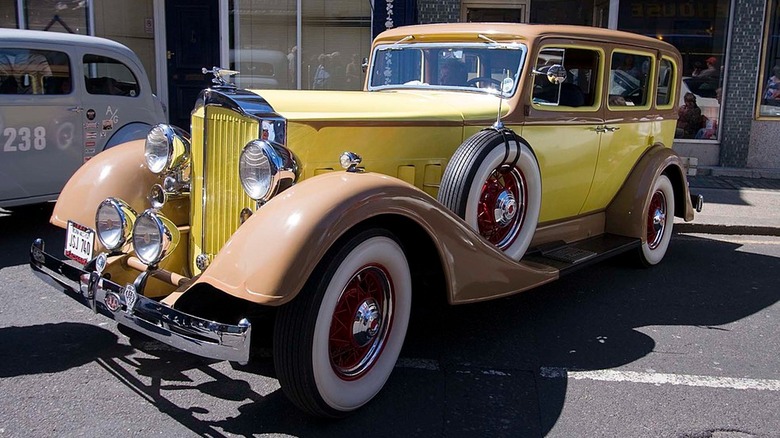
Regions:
[[637, 174, 675, 266], [273, 229, 412, 417]]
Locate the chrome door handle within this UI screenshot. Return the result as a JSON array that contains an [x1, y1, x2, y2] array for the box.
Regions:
[[592, 126, 607, 133], [604, 126, 620, 132], [68, 106, 84, 113]]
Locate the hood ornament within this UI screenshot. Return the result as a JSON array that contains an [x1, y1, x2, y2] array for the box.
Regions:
[[202, 66, 239, 88]]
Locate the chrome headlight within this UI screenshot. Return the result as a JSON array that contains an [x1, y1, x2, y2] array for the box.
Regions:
[[131, 210, 180, 266], [144, 124, 191, 174], [239, 140, 298, 202], [95, 198, 136, 251]]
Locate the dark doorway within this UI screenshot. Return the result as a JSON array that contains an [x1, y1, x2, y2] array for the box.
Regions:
[[466, 8, 525, 23], [165, 0, 220, 130]]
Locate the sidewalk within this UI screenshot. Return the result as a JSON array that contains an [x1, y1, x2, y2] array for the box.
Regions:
[[675, 174, 780, 236]]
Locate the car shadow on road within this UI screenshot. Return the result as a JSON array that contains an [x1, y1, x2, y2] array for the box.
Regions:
[[6, 234, 777, 437], [0, 203, 64, 270]]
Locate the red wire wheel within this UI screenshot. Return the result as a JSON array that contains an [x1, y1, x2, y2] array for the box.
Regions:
[[328, 264, 393, 380], [477, 166, 527, 250], [646, 189, 668, 250]]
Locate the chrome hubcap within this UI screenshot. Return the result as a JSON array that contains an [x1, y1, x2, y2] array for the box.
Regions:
[[352, 298, 382, 347], [494, 190, 517, 227]]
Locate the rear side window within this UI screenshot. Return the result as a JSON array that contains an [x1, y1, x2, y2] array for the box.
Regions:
[[657, 57, 675, 106], [83, 54, 139, 97], [0, 48, 71, 95], [609, 51, 653, 108]]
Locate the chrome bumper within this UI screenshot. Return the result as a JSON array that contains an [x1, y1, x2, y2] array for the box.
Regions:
[[29, 238, 251, 364]]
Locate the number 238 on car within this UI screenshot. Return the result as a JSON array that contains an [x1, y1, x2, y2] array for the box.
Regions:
[[30, 23, 702, 418]]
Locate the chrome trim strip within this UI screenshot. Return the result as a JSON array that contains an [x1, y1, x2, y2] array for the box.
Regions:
[[29, 238, 251, 364]]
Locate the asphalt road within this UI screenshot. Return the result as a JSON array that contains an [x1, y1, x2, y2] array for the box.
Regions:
[[1, 205, 779, 437]]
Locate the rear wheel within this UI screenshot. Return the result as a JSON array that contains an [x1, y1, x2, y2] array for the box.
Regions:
[[637, 174, 675, 266], [273, 229, 412, 417]]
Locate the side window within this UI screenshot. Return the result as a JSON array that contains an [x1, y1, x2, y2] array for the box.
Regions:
[[0, 48, 71, 95], [609, 52, 653, 107], [657, 58, 675, 106], [533, 47, 600, 108], [83, 54, 140, 97]]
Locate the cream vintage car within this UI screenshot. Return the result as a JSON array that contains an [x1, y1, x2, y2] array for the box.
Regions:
[[30, 23, 702, 418]]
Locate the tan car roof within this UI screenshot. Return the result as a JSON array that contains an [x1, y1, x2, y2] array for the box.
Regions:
[[374, 23, 677, 53]]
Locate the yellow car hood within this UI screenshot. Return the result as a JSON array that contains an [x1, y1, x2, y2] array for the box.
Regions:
[[250, 89, 502, 123]]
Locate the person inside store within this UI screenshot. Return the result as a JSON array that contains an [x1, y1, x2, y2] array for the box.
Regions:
[[676, 92, 703, 139], [696, 87, 722, 140], [694, 56, 718, 79], [763, 65, 780, 106]]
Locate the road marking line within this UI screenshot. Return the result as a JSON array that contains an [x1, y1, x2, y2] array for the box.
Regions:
[[396, 360, 780, 392], [540, 367, 780, 391]]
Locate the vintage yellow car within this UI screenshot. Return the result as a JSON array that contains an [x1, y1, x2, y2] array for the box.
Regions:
[[30, 23, 702, 418]]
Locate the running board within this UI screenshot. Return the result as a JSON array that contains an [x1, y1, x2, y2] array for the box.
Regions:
[[524, 234, 640, 276]]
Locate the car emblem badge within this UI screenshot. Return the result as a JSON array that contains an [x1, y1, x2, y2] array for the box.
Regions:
[[95, 252, 107, 275], [124, 284, 138, 315], [104, 292, 122, 312]]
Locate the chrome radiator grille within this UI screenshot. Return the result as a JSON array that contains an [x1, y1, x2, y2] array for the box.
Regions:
[[190, 106, 259, 274]]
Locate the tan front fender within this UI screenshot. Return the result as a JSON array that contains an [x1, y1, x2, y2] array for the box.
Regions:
[[606, 145, 695, 239], [51, 140, 157, 231], [194, 171, 557, 306]]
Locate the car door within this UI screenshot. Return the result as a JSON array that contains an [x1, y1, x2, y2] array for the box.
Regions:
[[520, 43, 605, 223], [0, 43, 84, 207], [580, 48, 660, 212]]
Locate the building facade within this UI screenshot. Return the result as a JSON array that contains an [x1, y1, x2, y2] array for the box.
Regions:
[[2, 0, 779, 171]]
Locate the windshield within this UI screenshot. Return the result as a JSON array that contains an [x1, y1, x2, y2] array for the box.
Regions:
[[368, 43, 526, 95]]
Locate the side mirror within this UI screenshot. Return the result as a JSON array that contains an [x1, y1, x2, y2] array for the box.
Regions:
[[533, 64, 567, 85], [545, 64, 567, 85]]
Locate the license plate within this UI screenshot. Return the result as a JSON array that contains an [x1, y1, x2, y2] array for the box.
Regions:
[[65, 221, 95, 264]]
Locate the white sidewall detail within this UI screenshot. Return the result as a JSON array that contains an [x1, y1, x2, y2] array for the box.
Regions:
[[463, 142, 542, 260], [311, 236, 412, 412], [641, 175, 675, 265]]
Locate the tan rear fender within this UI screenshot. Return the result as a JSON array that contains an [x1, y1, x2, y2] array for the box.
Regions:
[[606, 145, 695, 239], [194, 171, 558, 306]]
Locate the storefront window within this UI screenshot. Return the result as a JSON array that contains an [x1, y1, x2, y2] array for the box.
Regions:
[[759, 0, 780, 117], [229, 0, 370, 90], [302, 1, 371, 90], [25, 0, 89, 34], [618, 0, 729, 140]]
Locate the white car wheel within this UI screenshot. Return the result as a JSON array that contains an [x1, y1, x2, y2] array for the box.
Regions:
[[274, 229, 411, 417], [638, 174, 675, 266]]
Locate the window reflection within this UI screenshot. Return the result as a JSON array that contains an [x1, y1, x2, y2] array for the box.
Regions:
[[25, 0, 89, 34], [760, 0, 780, 117], [618, 0, 728, 140], [229, 0, 370, 90]]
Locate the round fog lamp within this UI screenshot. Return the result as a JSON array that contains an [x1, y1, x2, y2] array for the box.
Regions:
[[132, 210, 180, 266], [95, 198, 136, 251]]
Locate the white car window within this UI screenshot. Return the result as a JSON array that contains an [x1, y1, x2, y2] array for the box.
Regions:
[[83, 54, 140, 97], [0, 48, 71, 95]]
